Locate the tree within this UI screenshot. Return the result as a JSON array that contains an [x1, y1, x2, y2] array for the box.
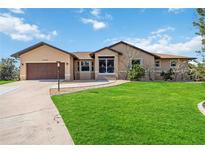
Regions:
[[119, 46, 154, 80], [173, 61, 190, 81], [121, 45, 139, 79], [193, 8, 205, 61], [128, 64, 145, 81], [0, 58, 19, 80], [192, 9, 205, 81]]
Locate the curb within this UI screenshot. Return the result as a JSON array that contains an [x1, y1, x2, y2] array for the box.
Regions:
[[198, 101, 205, 116], [0, 86, 20, 96]]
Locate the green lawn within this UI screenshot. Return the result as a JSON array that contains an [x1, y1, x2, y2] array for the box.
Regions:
[[0, 80, 15, 85], [52, 82, 205, 144]]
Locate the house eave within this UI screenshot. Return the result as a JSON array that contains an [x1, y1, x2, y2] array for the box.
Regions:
[[11, 42, 78, 59]]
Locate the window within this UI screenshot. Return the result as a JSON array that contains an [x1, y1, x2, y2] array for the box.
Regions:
[[81, 61, 90, 71], [107, 59, 114, 73], [155, 60, 160, 68], [132, 59, 143, 67], [170, 60, 177, 67], [99, 57, 114, 73], [99, 59, 106, 73]]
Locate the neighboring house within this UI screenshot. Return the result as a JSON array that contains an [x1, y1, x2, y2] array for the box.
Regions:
[[11, 41, 195, 81]]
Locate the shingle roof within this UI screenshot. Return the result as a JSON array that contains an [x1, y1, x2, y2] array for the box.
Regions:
[[151, 53, 196, 60], [73, 52, 93, 60]]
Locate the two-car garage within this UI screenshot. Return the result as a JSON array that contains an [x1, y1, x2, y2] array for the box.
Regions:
[[11, 42, 75, 81], [26, 63, 65, 80]]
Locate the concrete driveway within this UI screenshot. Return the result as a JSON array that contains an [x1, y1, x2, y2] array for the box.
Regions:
[[0, 80, 73, 144]]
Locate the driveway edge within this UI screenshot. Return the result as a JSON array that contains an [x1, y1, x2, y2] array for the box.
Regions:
[[51, 104, 75, 145], [50, 80, 129, 95], [198, 101, 205, 116]]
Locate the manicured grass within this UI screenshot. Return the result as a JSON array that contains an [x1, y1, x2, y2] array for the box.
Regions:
[[52, 82, 205, 144], [0, 80, 15, 85]]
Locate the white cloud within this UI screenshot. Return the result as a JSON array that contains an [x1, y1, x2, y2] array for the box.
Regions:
[[168, 8, 184, 14], [90, 9, 101, 17], [7, 8, 24, 14], [76, 9, 84, 14], [81, 18, 106, 30], [78, 9, 111, 31], [105, 28, 202, 56], [90, 9, 112, 20], [104, 13, 113, 20], [0, 13, 57, 41], [151, 27, 175, 35]]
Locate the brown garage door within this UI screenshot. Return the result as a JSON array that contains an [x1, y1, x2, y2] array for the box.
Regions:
[[27, 63, 65, 80]]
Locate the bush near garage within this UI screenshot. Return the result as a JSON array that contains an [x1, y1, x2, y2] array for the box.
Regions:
[[0, 58, 19, 80]]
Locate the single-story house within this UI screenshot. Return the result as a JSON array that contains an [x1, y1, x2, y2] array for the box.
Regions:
[[11, 41, 195, 81]]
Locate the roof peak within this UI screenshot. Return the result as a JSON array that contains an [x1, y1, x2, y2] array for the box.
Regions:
[[92, 47, 123, 55], [11, 41, 77, 58], [108, 41, 159, 58]]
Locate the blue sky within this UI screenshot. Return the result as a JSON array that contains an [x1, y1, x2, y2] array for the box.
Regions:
[[0, 8, 202, 60]]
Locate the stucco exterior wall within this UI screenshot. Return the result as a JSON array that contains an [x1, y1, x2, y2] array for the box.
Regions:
[[69, 56, 74, 80], [155, 59, 171, 80], [155, 59, 190, 80], [73, 59, 94, 80], [94, 49, 119, 80], [110, 43, 155, 80], [19, 45, 73, 80], [74, 60, 80, 80]]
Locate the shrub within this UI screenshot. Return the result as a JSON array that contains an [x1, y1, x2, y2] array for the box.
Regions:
[[128, 64, 145, 81], [188, 63, 205, 81], [0, 58, 19, 80], [160, 68, 175, 81]]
